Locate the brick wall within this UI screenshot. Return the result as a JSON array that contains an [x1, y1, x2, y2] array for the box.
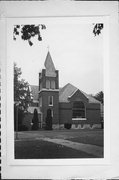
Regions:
[[59, 101, 101, 126], [86, 103, 101, 124], [59, 102, 72, 124], [40, 90, 59, 124]]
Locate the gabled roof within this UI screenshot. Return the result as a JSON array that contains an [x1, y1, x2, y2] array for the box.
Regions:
[[59, 83, 77, 103], [59, 83, 100, 104], [81, 91, 101, 104], [30, 85, 39, 101]]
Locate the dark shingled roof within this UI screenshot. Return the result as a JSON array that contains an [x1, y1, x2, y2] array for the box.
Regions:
[[59, 83, 77, 103], [59, 83, 100, 104]]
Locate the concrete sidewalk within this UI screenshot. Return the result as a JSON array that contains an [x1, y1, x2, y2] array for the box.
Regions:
[[36, 137, 103, 158]]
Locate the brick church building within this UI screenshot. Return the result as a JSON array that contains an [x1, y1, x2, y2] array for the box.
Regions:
[[24, 51, 102, 130]]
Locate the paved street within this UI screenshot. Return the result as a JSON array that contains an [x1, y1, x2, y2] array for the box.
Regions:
[[15, 129, 103, 159]]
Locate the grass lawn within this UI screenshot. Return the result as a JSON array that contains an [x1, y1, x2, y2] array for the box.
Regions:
[[66, 130, 103, 147], [15, 139, 96, 159], [15, 129, 103, 159]]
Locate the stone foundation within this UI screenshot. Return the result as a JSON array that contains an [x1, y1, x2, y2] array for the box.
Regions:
[[72, 124, 82, 129], [92, 124, 101, 129], [83, 124, 92, 129], [52, 123, 101, 130]]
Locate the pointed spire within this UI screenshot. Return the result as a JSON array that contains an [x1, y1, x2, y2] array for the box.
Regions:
[[44, 51, 56, 77]]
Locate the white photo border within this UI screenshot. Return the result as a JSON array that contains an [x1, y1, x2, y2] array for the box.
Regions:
[[1, 1, 119, 179]]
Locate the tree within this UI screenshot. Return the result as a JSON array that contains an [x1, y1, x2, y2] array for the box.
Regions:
[[94, 91, 104, 104], [14, 62, 32, 111], [32, 109, 39, 130], [14, 63, 32, 131], [13, 24, 46, 46], [14, 105, 27, 131]]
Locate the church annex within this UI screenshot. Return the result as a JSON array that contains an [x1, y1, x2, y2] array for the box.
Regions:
[[24, 51, 102, 130]]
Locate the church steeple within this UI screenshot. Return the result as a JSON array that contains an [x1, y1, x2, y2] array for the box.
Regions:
[[44, 51, 56, 77], [39, 50, 59, 126]]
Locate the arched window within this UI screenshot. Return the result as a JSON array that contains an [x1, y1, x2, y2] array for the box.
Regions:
[[46, 80, 50, 89], [72, 101, 86, 119]]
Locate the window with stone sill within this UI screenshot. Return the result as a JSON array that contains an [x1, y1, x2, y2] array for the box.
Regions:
[[48, 96, 53, 106], [72, 101, 86, 120]]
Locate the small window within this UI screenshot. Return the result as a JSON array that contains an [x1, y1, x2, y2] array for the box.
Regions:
[[49, 96, 53, 106], [46, 80, 50, 89], [51, 80, 55, 89]]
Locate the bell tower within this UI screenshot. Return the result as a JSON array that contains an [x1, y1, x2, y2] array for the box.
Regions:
[[39, 51, 59, 128]]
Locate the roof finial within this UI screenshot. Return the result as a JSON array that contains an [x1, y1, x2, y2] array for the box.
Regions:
[[47, 45, 50, 52]]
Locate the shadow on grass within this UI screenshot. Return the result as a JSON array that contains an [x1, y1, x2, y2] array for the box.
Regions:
[[15, 139, 97, 159]]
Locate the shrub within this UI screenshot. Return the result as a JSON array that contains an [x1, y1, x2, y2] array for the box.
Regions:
[[45, 109, 52, 130], [32, 109, 39, 130], [64, 123, 72, 129]]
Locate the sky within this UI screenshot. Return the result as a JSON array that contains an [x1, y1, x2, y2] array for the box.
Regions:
[[9, 17, 103, 95]]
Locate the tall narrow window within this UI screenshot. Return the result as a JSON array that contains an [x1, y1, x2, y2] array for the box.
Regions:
[[46, 80, 50, 89], [72, 101, 86, 119], [48, 96, 53, 106], [51, 80, 55, 89]]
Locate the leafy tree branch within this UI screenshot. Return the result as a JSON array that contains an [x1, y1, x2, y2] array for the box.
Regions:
[[14, 62, 33, 111], [13, 24, 46, 46], [93, 23, 103, 36], [94, 91, 104, 104]]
